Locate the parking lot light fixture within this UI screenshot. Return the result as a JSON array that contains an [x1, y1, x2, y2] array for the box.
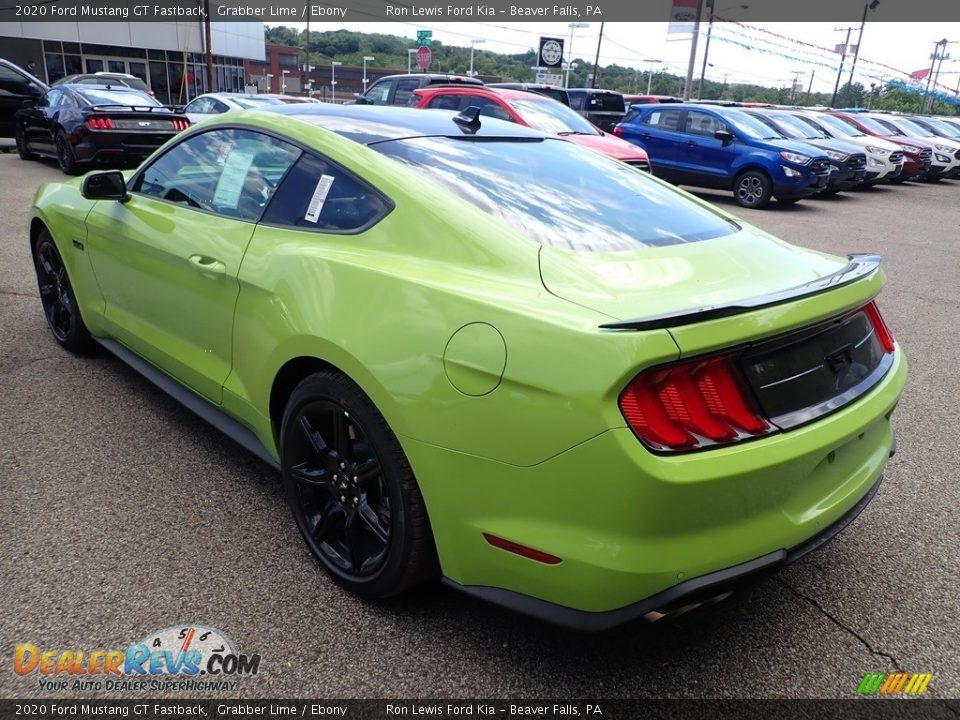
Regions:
[[362, 56, 375, 90], [469, 39, 486, 78], [331, 61, 342, 102], [281, 69, 289, 93], [565, 22, 590, 88]]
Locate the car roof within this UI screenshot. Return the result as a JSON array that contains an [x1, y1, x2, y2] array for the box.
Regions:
[[59, 83, 144, 93], [258, 103, 548, 145]]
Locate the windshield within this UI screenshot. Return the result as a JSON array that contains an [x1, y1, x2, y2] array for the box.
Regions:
[[852, 114, 899, 135], [373, 136, 737, 252], [724, 110, 785, 139], [509, 97, 599, 135], [886, 117, 935, 137], [78, 89, 159, 107], [922, 117, 960, 137], [770, 112, 827, 139], [234, 96, 283, 109], [811, 113, 865, 137]]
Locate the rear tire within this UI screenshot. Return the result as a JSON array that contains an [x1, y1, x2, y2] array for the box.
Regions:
[[280, 370, 439, 600], [32, 230, 93, 354], [733, 170, 772, 209], [55, 129, 82, 176]]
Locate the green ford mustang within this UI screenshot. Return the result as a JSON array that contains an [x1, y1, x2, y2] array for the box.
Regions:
[[28, 104, 907, 630]]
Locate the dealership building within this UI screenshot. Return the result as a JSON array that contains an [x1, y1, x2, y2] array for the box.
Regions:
[[0, 21, 265, 105]]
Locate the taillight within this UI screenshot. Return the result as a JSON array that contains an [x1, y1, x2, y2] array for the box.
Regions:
[[613, 125, 623, 136], [619, 354, 772, 452], [86, 116, 114, 130], [172, 118, 190, 131], [864, 300, 895, 352]]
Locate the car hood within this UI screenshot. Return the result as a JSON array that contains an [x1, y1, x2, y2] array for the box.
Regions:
[[562, 132, 648, 161], [800, 137, 865, 156], [539, 222, 850, 328], [761, 138, 830, 158]]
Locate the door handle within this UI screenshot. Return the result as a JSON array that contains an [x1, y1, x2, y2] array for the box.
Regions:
[[188, 254, 226, 276]]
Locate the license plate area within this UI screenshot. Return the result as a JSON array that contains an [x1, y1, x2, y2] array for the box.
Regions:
[[738, 308, 892, 430]]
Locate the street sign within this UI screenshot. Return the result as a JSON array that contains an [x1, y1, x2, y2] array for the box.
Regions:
[[416, 45, 432, 70], [417, 30, 433, 47]]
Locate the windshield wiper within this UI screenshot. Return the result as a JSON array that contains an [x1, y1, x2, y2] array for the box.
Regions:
[[557, 131, 597, 136]]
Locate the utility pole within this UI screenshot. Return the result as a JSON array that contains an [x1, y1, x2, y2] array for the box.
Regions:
[[643, 59, 659, 95], [845, 1, 880, 101], [304, 17, 310, 97], [790, 70, 802, 102], [930, 41, 956, 110], [922, 39, 953, 112], [805, 69, 815, 106], [830, 26, 856, 107], [682, 0, 706, 100], [697, 0, 715, 100], [202, 0, 213, 91], [590, 22, 604, 88], [720, 73, 729, 99]]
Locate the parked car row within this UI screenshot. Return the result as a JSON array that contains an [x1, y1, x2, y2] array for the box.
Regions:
[[613, 102, 960, 208]]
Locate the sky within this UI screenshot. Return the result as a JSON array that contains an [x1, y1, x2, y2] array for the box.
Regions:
[[268, 21, 960, 95]]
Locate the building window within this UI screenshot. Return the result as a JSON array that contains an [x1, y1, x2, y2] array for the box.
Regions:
[[278, 53, 298, 69]]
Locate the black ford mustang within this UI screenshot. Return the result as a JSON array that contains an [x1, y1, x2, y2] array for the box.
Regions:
[[14, 84, 190, 175]]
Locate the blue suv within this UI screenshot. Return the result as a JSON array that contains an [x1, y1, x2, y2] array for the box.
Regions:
[[614, 104, 832, 208]]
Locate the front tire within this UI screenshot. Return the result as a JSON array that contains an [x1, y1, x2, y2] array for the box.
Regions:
[[16, 126, 36, 160], [280, 370, 438, 599], [32, 230, 93, 353], [733, 170, 773, 209]]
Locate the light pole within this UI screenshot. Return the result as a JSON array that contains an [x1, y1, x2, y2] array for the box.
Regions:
[[698, 2, 748, 99], [642, 59, 660, 95], [845, 1, 880, 101], [281, 69, 289, 94], [407, 49, 417, 74], [302, 64, 315, 97], [469, 38, 485, 77], [331, 61, 342, 103], [265, 72, 273, 94], [682, 0, 705, 100], [362, 56, 374, 91], [565, 22, 589, 88], [830, 25, 857, 107]]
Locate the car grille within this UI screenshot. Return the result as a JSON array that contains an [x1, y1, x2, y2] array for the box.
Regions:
[[889, 151, 904, 165], [624, 159, 650, 172], [848, 154, 866, 169], [810, 159, 831, 176], [920, 148, 932, 161], [738, 307, 893, 430]]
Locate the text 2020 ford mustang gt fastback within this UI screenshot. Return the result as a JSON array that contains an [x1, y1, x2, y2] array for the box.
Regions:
[[28, 104, 906, 630]]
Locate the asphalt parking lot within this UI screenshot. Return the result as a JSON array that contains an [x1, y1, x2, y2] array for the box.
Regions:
[[1, 148, 957, 701]]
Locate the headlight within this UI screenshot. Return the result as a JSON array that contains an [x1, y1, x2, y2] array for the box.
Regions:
[[900, 144, 923, 154], [780, 151, 811, 164], [934, 143, 954, 152], [864, 145, 889, 156], [824, 149, 849, 161]]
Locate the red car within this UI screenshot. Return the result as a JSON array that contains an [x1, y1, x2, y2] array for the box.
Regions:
[[827, 111, 936, 182], [411, 86, 650, 171]]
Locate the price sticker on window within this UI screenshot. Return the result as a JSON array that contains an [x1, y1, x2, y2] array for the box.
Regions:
[[305, 175, 335, 223]]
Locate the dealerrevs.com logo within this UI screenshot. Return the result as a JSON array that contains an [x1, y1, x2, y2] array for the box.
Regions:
[[14, 625, 261, 692]]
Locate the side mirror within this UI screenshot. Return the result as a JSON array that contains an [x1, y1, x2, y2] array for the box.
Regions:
[[714, 129, 734, 145], [81, 170, 129, 202]]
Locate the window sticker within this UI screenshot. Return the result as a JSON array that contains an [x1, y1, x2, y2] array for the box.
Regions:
[[304, 175, 335, 223], [212, 148, 256, 208]]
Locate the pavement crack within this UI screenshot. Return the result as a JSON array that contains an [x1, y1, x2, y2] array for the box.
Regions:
[[0, 289, 38, 299], [776, 577, 903, 671]]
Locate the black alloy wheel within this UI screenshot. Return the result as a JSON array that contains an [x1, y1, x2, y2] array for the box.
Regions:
[[16, 126, 35, 160], [32, 230, 92, 353], [280, 371, 438, 599], [55, 129, 81, 175]]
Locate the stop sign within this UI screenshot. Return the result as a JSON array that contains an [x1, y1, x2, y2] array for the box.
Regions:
[[416, 45, 432, 70]]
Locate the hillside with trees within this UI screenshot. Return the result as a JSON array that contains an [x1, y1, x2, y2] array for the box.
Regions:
[[265, 26, 958, 115]]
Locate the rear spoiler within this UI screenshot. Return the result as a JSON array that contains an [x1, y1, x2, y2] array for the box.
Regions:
[[599, 253, 882, 332], [88, 104, 182, 113]]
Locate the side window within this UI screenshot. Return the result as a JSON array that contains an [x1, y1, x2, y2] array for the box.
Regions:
[[0, 65, 32, 95], [393, 78, 421, 106], [43, 88, 64, 108], [645, 109, 682, 132], [133, 128, 301, 222], [59, 93, 77, 109], [185, 97, 212, 114], [211, 99, 230, 113], [364, 79, 391, 105], [568, 93, 584, 110], [426, 94, 465, 111], [685, 110, 722, 137], [471, 97, 513, 122], [262, 153, 391, 233]]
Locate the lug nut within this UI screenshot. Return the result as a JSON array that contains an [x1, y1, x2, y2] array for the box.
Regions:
[[340, 495, 346, 502], [353, 497, 358, 505]]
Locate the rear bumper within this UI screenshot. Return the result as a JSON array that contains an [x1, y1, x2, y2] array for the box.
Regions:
[[446, 469, 886, 632], [73, 131, 177, 165], [411, 348, 907, 629]]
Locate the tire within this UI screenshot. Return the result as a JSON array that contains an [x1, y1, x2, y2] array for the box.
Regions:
[[733, 170, 773, 209], [55, 129, 82, 175], [32, 230, 94, 353], [280, 370, 439, 599], [15, 126, 36, 161]]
